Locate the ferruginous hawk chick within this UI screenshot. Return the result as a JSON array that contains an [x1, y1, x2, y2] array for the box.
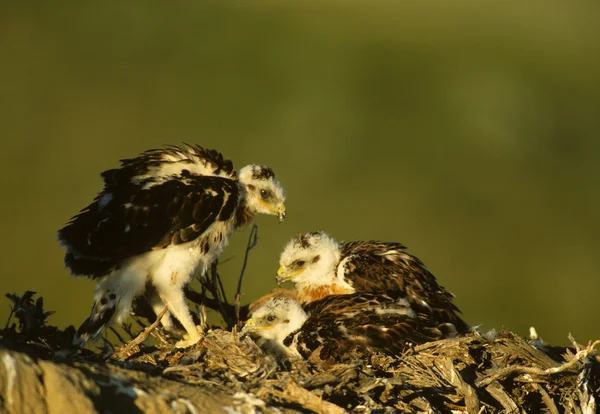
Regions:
[[276, 232, 468, 332], [243, 293, 456, 361], [58, 144, 286, 348]]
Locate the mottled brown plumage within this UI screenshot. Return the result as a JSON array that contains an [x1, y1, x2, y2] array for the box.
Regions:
[[59, 145, 244, 277], [277, 232, 469, 333], [245, 293, 456, 363], [340, 240, 467, 331]]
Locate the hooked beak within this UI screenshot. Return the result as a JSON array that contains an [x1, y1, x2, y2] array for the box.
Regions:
[[277, 204, 286, 222], [275, 266, 287, 286], [241, 317, 274, 336], [258, 200, 286, 222], [276, 266, 288, 285], [276, 265, 305, 285], [241, 318, 255, 336]]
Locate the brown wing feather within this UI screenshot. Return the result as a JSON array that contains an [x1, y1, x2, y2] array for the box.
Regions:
[[100, 144, 236, 188], [291, 293, 454, 361], [58, 175, 240, 278], [340, 241, 468, 331]]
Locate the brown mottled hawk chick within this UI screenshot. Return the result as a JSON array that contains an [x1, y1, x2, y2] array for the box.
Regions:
[[243, 293, 457, 361], [58, 144, 286, 348], [276, 232, 469, 332]]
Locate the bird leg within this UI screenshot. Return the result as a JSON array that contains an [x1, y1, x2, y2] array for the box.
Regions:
[[148, 291, 175, 332], [157, 289, 203, 348]]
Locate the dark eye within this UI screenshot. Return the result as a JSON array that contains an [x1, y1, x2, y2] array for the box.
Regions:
[[295, 260, 305, 267], [260, 189, 273, 201], [266, 315, 276, 322]]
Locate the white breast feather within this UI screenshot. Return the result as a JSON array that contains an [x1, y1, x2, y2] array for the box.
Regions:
[[93, 219, 236, 327]]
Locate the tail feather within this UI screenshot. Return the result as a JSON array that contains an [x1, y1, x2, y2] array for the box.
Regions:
[[73, 304, 117, 346], [434, 322, 459, 339], [73, 290, 122, 347], [74, 268, 146, 347]]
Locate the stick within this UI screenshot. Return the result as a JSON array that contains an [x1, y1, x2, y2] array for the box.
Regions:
[[184, 288, 251, 323], [4, 307, 14, 330], [209, 261, 232, 327], [108, 327, 126, 345], [112, 307, 168, 361], [476, 339, 600, 387], [214, 264, 228, 307], [235, 224, 259, 326]]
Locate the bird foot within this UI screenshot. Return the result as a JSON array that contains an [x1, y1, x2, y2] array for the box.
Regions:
[[174, 327, 203, 348]]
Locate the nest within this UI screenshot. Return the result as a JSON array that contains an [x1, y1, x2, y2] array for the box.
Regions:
[[2, 290, 599, 413], [2, 231, 599, 412]]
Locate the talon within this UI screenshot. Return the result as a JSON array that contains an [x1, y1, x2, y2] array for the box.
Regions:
[[175, 333, 202, 348], [175, 327, 203, 348]]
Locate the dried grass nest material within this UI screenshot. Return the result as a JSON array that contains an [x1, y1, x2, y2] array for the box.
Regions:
[[3, 291, 599, 413], [133, 327, 600, 413]]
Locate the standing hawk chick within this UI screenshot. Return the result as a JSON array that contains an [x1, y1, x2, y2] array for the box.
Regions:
[[58, 144, 286, 348]]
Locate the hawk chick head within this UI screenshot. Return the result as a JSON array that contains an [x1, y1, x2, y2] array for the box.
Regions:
[[242, 297, 307, 344], [238, 165, 286, 222], [277, 231, 341, 286]]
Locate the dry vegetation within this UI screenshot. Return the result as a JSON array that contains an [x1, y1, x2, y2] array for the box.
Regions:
[[2, 279, 599, 413]]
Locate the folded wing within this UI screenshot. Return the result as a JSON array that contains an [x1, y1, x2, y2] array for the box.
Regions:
[[58, 175, 240, 277], [340, 241, 467, 330]]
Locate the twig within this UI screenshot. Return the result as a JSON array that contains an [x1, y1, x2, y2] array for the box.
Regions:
[[198, 305, 207, 331], [532, 383, 560, 414], [132, 316, 149, 330], [265, 378, 346, 414], [476, 339, 600, 387], [111, 307, 168, 361], [4, 306, 14, 330], [184, 288, 251, 323], [214, 265, 228, 307], [209, 261, 233, 327], [438, 358, 480, 413], [150, 328, 170, 346], [485, 382, 520, 413], [235, 224, 259, 327], [185, 287, 207, 306], [577, 357, 597, 414], [569, 333, 582, 353], [181, 226, 259, 328], [100, 336, 114, 352], [109, 327, 126, 345], [217, 255, 235, 266], [122, 323, 136, 340]]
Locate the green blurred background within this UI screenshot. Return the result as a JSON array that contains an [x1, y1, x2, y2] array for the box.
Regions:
[[1, 1, 599, 346]]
